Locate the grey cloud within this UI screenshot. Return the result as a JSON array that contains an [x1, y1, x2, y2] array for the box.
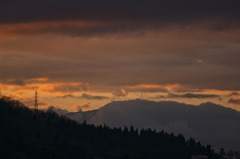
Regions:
[[169, 93, 220, 99], [112, 89, 128, 97], [1, 79, 26, 86], [80, 93, 109, 100], [128, 86, 168, 93], [53, 84, 88, 93], [229, 92, 240, 97], [228, 98, 240, 105], [155, 93, 220, 99], [57, 93, 109, 100], [171, 86, 203, 93], [57, 94, 75, 98]]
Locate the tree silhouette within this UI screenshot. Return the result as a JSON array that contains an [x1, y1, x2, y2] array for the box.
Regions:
[[0, 96, 220, 159]]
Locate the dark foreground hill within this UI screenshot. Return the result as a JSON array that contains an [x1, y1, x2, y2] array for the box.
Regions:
[[0, 96, 219, 159]]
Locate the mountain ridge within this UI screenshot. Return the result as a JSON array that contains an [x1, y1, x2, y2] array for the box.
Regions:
[[64, 99, 240, 150]]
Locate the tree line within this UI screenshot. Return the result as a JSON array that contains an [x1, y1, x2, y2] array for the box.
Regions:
[[0, 96, 222, 159]]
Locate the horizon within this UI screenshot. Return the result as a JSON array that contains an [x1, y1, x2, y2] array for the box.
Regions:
[[45, 98, 238, 113], [1, 94, 238, 113], [1, 85, 240, 112]]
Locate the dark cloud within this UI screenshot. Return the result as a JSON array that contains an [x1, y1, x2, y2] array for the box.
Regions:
[[0, 0, 239, 36], [229, 92, 240, 97], [155, 93, 220, 99], [1, 0, 239, 23], [171, 86, 203, 93], [228, 98, 240, 105], [52, 84, 88, 93], [80, 93, 109, 100], [57, 93, 109, 100], [1, 79, 26, 86], [170, 93, 220, 99], [57, 94, 75, 98], [128, 86, 168, 93]]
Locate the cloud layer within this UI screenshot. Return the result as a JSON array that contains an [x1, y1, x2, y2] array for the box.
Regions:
[[164, 93, 220, 99], [0, 0, 240, 111], [0, 0, 240, 37], [1, 1, 240, 23]]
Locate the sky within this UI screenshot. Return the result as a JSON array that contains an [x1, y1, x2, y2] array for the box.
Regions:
[[0, 0, 240, 111]]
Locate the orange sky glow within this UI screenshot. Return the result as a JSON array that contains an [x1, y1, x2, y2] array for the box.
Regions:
[[1, 1, 240, 112], [1, 79, 240, 111]]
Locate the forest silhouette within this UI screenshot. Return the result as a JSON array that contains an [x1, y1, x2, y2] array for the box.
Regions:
[[0, 96, 220, 159]]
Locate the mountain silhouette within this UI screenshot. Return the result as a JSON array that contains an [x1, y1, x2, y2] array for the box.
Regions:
[[65, 99, 240, 150], [0, 96, 220, 159]]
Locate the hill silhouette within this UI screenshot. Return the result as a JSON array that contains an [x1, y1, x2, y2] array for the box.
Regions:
[[0, 96, 219, 159], [65, 99, 240, 150]]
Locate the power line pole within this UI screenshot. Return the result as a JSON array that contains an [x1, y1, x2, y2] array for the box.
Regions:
[[34, 90, 38, 110]]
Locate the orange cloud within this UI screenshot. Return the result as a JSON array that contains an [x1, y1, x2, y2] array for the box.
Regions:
[[47, 83, 88, 93], [2, 79, 240, 111], [127, 84, 185, 93], [0, 81, 90, 106], [130, 84, 166, 89], [112, 89, 128, 97], [27, 77, 49, 82]]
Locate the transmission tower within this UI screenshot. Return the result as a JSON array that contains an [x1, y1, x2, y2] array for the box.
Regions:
[[34, 90, 38, 110]]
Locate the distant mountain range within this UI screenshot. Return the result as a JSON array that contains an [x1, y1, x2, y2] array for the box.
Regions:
[[60, 99, 240, 150]]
